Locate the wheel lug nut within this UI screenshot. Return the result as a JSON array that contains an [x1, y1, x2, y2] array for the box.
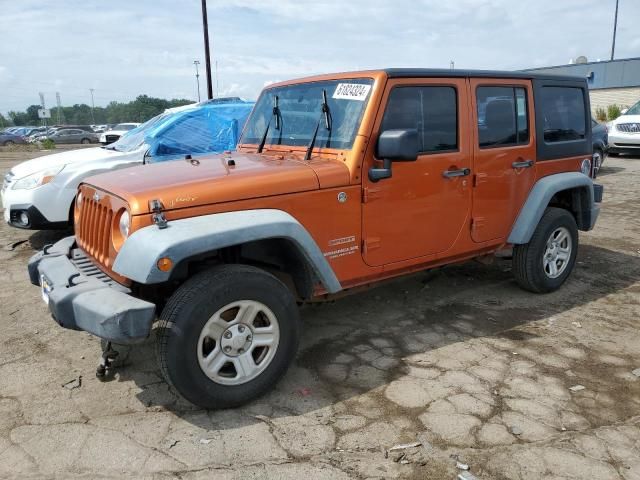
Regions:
[[224, 331, 232, 339], [224, 346, 232, 353], [247, 335, 252, 342], [238, 348, 244, 353], [238, 325, 245, 333]]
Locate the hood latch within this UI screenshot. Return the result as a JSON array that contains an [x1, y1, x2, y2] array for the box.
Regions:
[[149, 199, 168, 229]]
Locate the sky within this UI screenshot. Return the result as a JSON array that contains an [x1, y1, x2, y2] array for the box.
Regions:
[[1, 0, 639, 115]]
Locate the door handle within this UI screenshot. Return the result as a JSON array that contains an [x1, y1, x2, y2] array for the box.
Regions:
[[442, 168, 471, 178], [512, 159, 534, 169]]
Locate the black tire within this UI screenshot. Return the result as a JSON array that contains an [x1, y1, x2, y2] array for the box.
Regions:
[[3, 140, 14, 146], [608, 151, 618, 157], [593, 147, 605, 172], [81, 138, 91, 144], [156, 264, 300, 409], [512, 207, 578, 293]]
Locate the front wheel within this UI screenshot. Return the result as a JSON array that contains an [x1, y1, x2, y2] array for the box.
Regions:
[[81, 138, 91, 144], [512, 207, 578, 293], [156, 264, 300, 409]]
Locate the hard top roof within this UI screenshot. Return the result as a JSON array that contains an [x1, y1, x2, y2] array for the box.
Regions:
[[384, 68, 583, 82]]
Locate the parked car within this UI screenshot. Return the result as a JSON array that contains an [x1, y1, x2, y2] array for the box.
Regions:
[[27, 69, 602, 409], [99, 123, 140, 145], [0, 131, 27, 146], [592, 118, 608, 173], [35, 128, 99, 145], [2, 100, 253, 229], [607, 99, 640, 156]]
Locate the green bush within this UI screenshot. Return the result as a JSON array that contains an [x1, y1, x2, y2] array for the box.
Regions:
[[607, 104, 622, 121], [595, 107, 607, 122], [41, 139, 55, 150]]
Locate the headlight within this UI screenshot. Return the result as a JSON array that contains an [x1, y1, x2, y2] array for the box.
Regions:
[[119, 210, 130, 239], [12, 166, 64, 190], [580, 158, 591, 176]]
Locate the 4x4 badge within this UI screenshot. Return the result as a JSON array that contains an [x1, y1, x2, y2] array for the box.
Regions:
[[337, 192, 347, 203]]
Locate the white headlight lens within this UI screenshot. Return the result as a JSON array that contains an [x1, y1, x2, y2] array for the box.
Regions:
[[580, 159, 591, 176], [12, 166, 64, 190], [119, 210, 130, 239]]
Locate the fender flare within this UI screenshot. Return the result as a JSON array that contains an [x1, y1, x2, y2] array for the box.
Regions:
[[112, 209, 342, 293], [508, 172, 595, 245]]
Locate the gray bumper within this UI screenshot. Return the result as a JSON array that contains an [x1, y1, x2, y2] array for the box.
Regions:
[[28, 236, 156, 344]]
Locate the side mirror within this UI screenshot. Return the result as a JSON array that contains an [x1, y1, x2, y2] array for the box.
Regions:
[[369, 129, 419, 182]]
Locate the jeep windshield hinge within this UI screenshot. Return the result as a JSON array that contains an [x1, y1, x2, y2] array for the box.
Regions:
[[149, 199, 168, 229]]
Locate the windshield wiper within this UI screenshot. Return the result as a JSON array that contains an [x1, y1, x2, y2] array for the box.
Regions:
[[257, 95, 281, 153], [304, 89, 332, 161]]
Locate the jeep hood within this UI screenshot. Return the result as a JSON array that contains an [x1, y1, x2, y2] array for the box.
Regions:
[[10, 146, 138, 179], [83, 151, 349, 215]]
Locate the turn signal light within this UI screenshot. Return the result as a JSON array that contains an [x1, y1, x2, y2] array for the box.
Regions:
[[157, 257, 173, 272]]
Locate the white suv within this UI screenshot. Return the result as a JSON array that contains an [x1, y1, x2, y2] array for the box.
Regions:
[[608, 100, 640, 156], [99, 123, 140, 145]]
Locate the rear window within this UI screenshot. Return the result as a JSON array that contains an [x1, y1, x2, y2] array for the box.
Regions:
[[540, 87, 586, 143], [476, 86, 529, 148]]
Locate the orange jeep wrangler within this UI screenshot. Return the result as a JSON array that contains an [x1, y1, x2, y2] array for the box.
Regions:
[[28, 69, 603, 408]]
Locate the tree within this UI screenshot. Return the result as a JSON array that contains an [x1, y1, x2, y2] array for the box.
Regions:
[[6, 95, 194, 127]]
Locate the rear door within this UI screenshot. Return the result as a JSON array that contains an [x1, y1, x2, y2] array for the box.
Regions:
[[470, 79, 536, 242], [362, 78, 472, 266]]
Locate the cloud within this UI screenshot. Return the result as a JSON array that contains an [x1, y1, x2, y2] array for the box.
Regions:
[[1, 0, 639, 115]]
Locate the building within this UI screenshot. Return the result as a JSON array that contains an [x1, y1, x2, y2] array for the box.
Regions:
[[523, 57, 640, 115]]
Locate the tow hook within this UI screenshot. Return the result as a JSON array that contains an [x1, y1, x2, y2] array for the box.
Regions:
[[96, 341, 119, 380]]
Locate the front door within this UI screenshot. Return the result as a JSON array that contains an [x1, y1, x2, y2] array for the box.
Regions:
[[470, 79, 536, 242], [362, 78, 472, 267]]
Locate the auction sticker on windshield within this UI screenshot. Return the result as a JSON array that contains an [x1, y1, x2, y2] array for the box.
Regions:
[[333, 83, 371, 101]]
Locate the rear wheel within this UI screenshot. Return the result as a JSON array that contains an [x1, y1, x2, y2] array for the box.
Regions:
[[512, 207, 578, 293], [81, 138, 91, 144], [3, 140, 15, 146], [593, 147, 604, 172], [156, 264, 300, 409]]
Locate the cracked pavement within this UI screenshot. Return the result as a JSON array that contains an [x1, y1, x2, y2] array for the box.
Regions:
[[1, 147, 639, 479]]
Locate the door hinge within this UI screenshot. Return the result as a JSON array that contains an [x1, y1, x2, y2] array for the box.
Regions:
[[471, 217, 485, 232], [362, 237, 381, 253], [473, 172, 488, 187], [362, 186, 381, 204]]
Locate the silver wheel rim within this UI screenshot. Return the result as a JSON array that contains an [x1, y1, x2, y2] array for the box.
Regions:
[[197, 300, 280, 385], [543, 226, 572, 279]]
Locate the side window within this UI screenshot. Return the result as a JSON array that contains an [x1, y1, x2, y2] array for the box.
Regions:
[[380, 86, 457, 153], [476, 86, 529, 148], [540, 86, 586, 142]]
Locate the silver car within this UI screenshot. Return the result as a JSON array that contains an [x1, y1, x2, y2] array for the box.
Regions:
[[38, 128, 98, 144]]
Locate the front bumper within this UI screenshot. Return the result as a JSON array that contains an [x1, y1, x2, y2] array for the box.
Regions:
[[28, 236, 155, 344]]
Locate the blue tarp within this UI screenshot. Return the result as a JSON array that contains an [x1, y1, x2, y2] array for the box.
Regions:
[[132, 100, 254, 163]]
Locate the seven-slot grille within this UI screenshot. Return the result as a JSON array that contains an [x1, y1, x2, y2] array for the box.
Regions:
[[616, 123, 640, 134], [76, 191, 114, 266]]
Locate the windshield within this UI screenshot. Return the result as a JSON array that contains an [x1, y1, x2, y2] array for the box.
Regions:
[[240, 78, 373, 150], [108, 114, 171, 152], [625, 100, 640, 116]]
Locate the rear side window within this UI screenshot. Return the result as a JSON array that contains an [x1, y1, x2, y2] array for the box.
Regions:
[[540, 87, 586, 143], [476, 86, 529, 148], [380, 86, 458, 153]]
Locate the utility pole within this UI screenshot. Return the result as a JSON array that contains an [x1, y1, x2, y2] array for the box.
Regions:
[[200, 0, 214, 99], [39, 92, 46, 128], [450, 60, 455, 70], [89, 88, 96, 124], [193, 60, 201, 102], [215, 60, 219, 98], [610, 0, 619, 61], [55, 92, 63, 125]]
